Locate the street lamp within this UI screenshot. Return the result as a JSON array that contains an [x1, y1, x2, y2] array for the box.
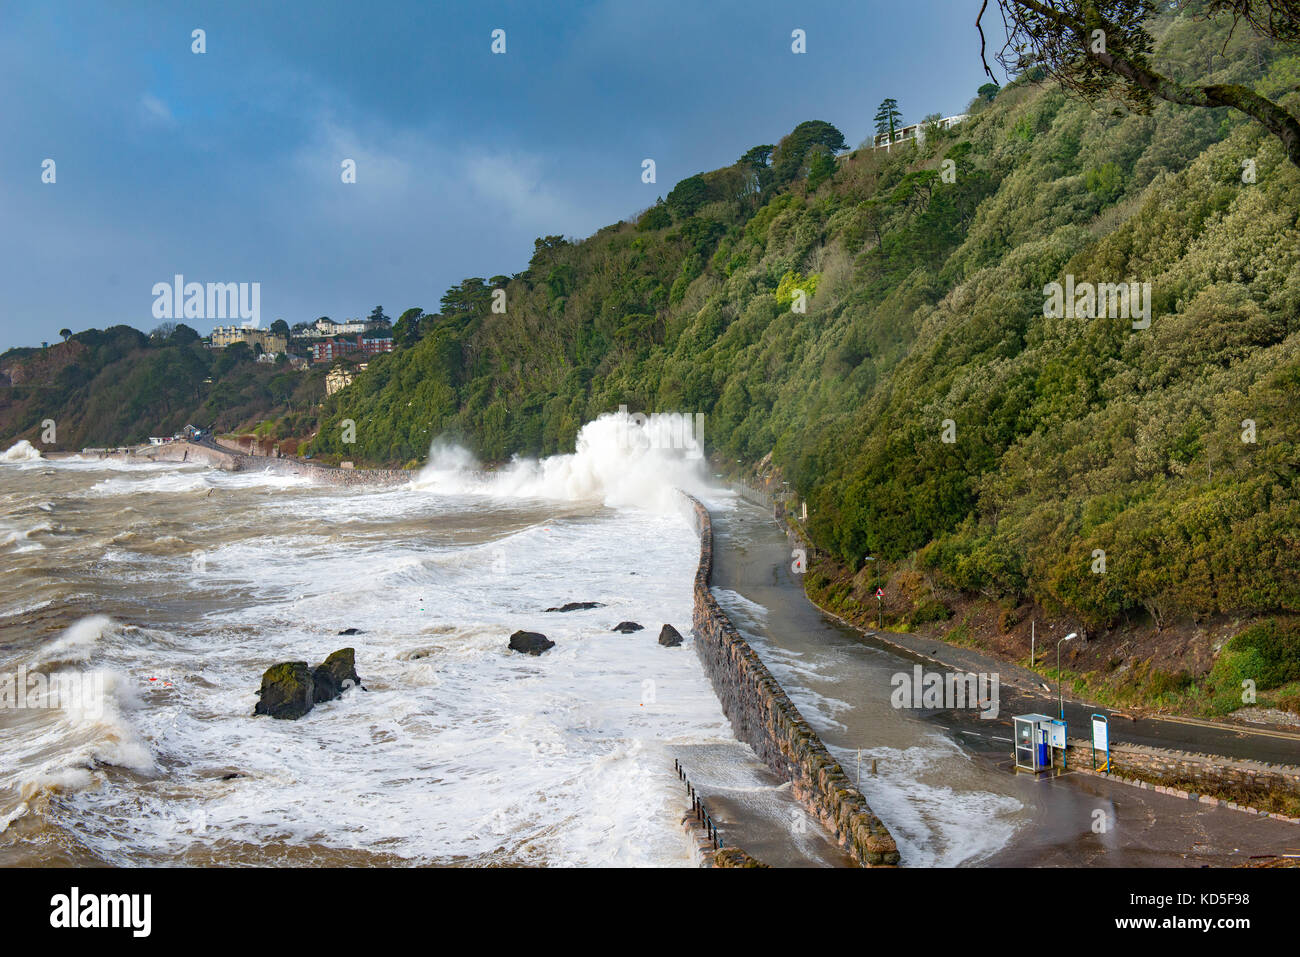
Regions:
[[1057, 633, 1077, 720]]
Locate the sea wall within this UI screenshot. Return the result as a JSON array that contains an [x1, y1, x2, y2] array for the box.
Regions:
[[75, 442, 239, 469], [681, 493, 900, 866], [225, 452, 411, 487], [73, 442, 412, 487]]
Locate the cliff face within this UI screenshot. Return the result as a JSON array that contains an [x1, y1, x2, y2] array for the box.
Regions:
[[0, 340, 86, 392]]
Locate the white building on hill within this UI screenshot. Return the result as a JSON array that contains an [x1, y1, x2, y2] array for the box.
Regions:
[[872, 114, 968, 150]]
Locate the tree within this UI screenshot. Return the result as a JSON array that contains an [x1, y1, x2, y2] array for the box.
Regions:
[[1208, 0, 1300, 43], [666, 174, 711, 219], [739, 144, 777, 196], [171, 323, 200, 345], [637, 199, 672, 230], [59, 328, 71, 341], [270, 319, 290, 337], [806, 147, 837, 190], [393, 307, 425, 347], [368, 306, 390, 325], [771, 121, 849, 184], [740, 144, 775, 168], [149, 321, 177, 343], [977, 0, 1300, 167], [440, 279, 491, 317], [874, 98, 903, 144], [977, 81, 1001, 102]]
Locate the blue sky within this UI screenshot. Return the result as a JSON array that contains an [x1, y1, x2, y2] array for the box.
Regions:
[[0, 0, 992, 350]]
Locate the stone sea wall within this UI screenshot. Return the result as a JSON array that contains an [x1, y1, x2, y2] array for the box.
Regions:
[[681, 493, 900, 866]]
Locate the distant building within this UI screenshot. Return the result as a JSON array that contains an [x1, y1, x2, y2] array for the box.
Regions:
[[291, 317, 392, 340], [871, 113, 968, 149], [310, 337, 360, 363], [211, 326, 288, 355], [359, 335, 394, 356], [311, 335, 393, 363]]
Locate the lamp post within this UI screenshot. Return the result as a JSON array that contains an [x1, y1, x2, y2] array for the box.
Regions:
[[1057, 633, 1076, 720]]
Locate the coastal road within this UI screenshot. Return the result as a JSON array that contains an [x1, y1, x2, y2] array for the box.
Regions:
[[828, 608, 1300, 766], [703, 494, 1300, 867]]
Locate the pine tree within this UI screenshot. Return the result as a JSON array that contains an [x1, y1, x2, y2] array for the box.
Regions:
[[874, 98, 902, 144]]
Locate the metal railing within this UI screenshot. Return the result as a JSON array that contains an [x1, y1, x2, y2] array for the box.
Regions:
[[674, 759, 723, 850]]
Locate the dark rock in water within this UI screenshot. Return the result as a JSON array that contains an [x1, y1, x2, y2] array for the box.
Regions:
[[612, 621, 644, 634], [544, 601, 605, 613], [509, 630, 555, 655], [337, 627, 363, 636], [253, 662, 315, 719], [221, 773, 241, 781], [658, 624, 684, 647], [254, 649, 364, 719], [312, 647, 363, 703]]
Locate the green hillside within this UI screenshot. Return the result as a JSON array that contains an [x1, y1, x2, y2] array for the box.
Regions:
[[0, 326, 325, 449], [309, 7, 1299, 650]]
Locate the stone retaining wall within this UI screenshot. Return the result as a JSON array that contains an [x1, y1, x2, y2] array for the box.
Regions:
[[681, 493, 899, 866], [1066, 738, 1300, 819]]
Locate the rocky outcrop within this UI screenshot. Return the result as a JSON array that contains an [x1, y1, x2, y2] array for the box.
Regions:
[[658, 624, 684, 647], [509, 631, 555, 655], [544, 601, 605, 612], [254, 648, 364, 719], [612, 621, 644, 633], [680, 492, 900, 867], [312, 647, 363, 703], [253, 662, 315, 720]]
